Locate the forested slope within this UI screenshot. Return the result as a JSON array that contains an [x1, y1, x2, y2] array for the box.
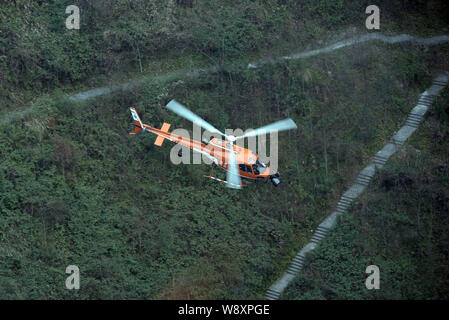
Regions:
[[2, 0, 448, 110], [282, 88, 449, 299], [2, 42, 448, 298], [1, 0, 449, 299]]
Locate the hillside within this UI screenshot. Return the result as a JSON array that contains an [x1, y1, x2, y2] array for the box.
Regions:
[[2, 0, 449, 110], [1, 0, 449, 299], [282, 88, 449, 299]]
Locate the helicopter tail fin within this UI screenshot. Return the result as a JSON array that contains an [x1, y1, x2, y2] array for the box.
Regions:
[[129, 107, 171, 145], [129, 107, 144, 135]]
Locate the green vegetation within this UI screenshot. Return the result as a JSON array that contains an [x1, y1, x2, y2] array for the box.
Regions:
[[2, 1, 448, 110], [2, 41, 448, 298], [1, 0, 449, 299], [282, 88, 449, 299]]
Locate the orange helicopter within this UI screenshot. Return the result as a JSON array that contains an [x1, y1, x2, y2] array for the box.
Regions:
[[129, 100, 297, 189]]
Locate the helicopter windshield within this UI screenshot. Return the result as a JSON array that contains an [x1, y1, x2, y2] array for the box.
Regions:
[[252, 159, 267, 175]]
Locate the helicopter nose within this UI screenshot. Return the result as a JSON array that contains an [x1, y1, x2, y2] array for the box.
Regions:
[[270, 172, 281, 187]]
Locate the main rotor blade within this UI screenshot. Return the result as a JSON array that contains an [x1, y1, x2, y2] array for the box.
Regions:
[[226, 145, 241, 189], [166, 100, 225, 136], [235, 118, 297, 141]]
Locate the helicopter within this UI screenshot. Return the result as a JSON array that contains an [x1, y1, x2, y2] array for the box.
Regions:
[[129, 100, 297, 189]]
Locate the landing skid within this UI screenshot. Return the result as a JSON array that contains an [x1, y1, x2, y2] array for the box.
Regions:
[[204, 167, 243, 188]]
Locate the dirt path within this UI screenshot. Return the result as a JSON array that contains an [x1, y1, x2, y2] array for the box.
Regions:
[[2, 33, 448, 127]]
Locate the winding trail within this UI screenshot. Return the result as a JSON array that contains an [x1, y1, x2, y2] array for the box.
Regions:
[[264, 71, 449, 300], [2, 33, 448, 127], [249, 33, 449, 68]]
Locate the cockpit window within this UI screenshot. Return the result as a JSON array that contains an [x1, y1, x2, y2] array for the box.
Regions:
[[252, 164, 260, 175], [253, 159, 267, 175], [239, 164, 252, 173]]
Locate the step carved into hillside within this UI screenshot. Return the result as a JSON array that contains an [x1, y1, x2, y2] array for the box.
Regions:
[[392, 125, 418, 146], [264, 71, 448, 300], [355, 164, 376, 187], [373, 143, 398, 168]]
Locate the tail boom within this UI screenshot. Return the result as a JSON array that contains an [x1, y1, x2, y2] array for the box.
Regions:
[[129, 107, 205, 153]]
